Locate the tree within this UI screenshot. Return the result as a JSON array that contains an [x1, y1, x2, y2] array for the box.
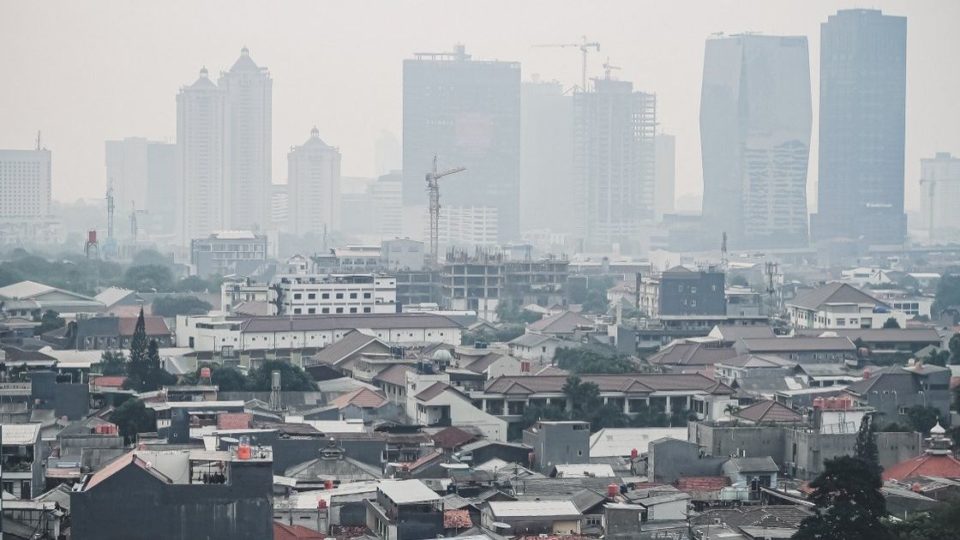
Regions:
[[521, 404, 568, 430], [34, 309, 65, 335], [151, 295, 213, 317], [131, 249, 172, 268], [98, 350, 126, 376], [181, 363, 248, 392], [174, 275, 215, 293], [0, 266, 24, 288], [246, 360, 315, 392], [925, 349, 951, 367], [124, 308, 150, 390], [110, 398, 156, 443], [890, 496, 960, 540], [905, 405, 943, 434], [855, 415, 881, 476], [795, 456, 891, 540], [949, 333, 960, 363], [724, 403, 742, 417], [729, 275, 749, 287], [142, 339, 177, 391], [554, 348, 637, 374], [123, 264, 175, 292], [589, 403, 630, 430], [562, 376, 601, 416], [882, 317, 901, 329]]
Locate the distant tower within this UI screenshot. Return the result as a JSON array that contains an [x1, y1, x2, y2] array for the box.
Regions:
[[287, 127, 341, 236], [219, 47, 273, 233], [176, 66, 227, 244]]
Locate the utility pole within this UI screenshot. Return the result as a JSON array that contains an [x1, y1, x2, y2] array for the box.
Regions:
[[425, 155, 465, 264]]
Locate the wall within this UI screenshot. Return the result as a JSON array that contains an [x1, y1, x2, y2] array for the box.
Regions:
[[648, 439, 725, 483], [523, 422, 590, 473], [690, 424, 785, 465]]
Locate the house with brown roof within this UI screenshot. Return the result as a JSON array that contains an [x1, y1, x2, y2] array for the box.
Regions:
[[476, 373, 737, 426], [733, 400, 803, 425], [787, 281, 907, 330], [883, 423, 960, 482], [643, 339, 738, 376], [525, 311, 594, 339], [412, 382, 508, 441]]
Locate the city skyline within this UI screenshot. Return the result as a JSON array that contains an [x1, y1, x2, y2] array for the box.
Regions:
[[1, 1, 957, 216]]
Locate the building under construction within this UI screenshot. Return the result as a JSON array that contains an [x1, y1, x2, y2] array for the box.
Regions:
[[573, 77, 656, 253]]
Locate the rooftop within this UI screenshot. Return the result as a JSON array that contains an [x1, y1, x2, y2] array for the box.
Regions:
[[527, 311, 594, 334], [488, 499, 580, 518], [485, 373, 732, 395], [240, 313, 461, 333], [0, 423, 41, 445], [788, 282, 886, 311], [378, 479, 441, 504], [734, 400, 803, 424], [589, 427, 688, 458], [738, 336, 856, 353]]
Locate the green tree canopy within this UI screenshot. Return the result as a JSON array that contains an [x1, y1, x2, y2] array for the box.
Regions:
[[151, 295, 212, 317], [905, 405, 944, 434], [34, 309, 65, 335], [97, 350, 126, 376], [110, 398, 156, 444], [174, 275, 219, 293], [554, 347, 638, 374], [882, 317, 901, 329], [247, 360, 315, 392], [181, 363, 248, 392], [933, 270, 960, 319], [795, 455, 890, 540], [890, 496, 960, 540], [123, 264, 175, 292]]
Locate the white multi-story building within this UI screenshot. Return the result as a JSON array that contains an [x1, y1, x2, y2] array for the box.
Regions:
[[219, 47, 272, 233], [272, 274, 396, 315], [0, 148, 57, 245], [920, 152, 960, 242], [435, 205, 499, 250], [787, 282, 907, 329], [288, 127, 340, 237], [176, 67, 228, 244]]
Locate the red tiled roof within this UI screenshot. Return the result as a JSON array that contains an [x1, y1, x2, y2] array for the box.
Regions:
[[217, 412, 252, 430], [406, 449, 443, 472], [329, 388, 388, 410], [883, 453, 960, 481], [92, 376, 127, 388], [735, 400, 803, 424], [432, 426, 478, 450], [443, 509, 472, 528], [274, 523, 326, 540], [676, 476, 730, 492], [373, 364, 413, 386]]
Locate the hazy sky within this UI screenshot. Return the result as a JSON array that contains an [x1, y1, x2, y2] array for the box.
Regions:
[[1, 0, 958, 213]]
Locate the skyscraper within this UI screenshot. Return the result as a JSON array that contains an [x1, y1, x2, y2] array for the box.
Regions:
[[654, 133, 676, 221], [176, 66, 228, 244], [219, 47, 272, 233], [0, 147, 57, 245], [813, 9, 907, 244], [700, 34, 812, 248], [920, 152, 960, 242], [105, 137, 176, 237], [287, 127, 340, 237], [402, 45, 521, 241], [573, 78, 656, 252], [520, 79, 574, 233]]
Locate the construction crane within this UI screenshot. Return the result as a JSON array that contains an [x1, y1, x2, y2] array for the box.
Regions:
[[129, 201, 148, 244], [105, 188, 115, 241], [425, 155, 466, 263], [601, 58, 621, 80], [533, 36, 600, 92]]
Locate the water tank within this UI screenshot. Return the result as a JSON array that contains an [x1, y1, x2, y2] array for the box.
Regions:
[[200, 367, 212, 379], [630, 448, 639, 460], [607, 483, 619, 498], [317, 499, 328, 509], [324, 479, 334, 490], [237, 436, 252, 460]]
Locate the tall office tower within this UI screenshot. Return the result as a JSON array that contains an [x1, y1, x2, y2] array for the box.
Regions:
[[0, 147, 56, 244], [921, 153, 960, 242], [287, 127, 340, 237], [374, 131, 401, 177], [402, 45, 521, 241], [573, 78, 656, 252], [814, 9, 907, 244], [219, 47, 272, 233], [654, 133, 676, 221], [270, 184, 288, 233], [371, 172, 403, 238], [176, 67, 228, 244], [105, 137, 176, 236], [520, 79, 574, 233], [700, 34, 812, 248]]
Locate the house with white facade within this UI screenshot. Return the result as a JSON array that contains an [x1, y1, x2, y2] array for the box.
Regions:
[[271, 274, 397, 315], [411, 381, 507, 441], [507, 333, 562, 362], [786, 282, 906, 329]]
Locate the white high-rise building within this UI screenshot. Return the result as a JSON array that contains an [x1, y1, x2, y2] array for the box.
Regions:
[[0, 147, 57, 245], [434, 205, 499, 250], [654, 133, 676, 221], [219, 47, 272, 233], [176, 66, 228, 244], [371, 172, 403, 239], [288, 127, 340, 237], [921, 152, 960, 242]]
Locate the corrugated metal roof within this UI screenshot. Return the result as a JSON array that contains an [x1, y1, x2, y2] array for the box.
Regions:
[[378, 479, 440, 504], [0, 423, 41, 445], [488, 500, 580, 518], [589, 428, 688, 457]]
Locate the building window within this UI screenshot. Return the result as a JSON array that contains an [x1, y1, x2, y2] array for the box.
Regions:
[[294, 293, 302, 300], [294, 308, 302, 314], [364, 307, 371, 313], [350, 293, 358, 299], [364, 292, 372, 299], [336, 293, 344, 299], [308, 293, 316, 300], [336, 308, 344, 314], [322, 293, 329, 299], [350, 307, 357, 313], [322, 308, 330, 314], [308, 308, 316, 314]]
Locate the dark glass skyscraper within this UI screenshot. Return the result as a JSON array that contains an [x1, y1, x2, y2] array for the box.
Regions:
[[813, 9, 907, 244], [402, 45, 521, 242], [700, 34, 812, 248]]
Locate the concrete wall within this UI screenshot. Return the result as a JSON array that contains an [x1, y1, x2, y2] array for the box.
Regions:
[[523, 422, 590, 473], [786, 429, 920, 480], [689, 423, 785, 465], [648, 439, 725, 483]]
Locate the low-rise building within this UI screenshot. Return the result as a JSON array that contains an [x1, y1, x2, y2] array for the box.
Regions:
[[481, 500, 581, 536], [0, 280, 105, 314], [190, 231, 268, 278], [0, 423, 43, 499], [734, 336, 857, 364], [659, 266, 726, 316], [787, 282, 907, 329], [844, 363, 953, 427], [272, 274, 397, 315], [365, 479, 443, 540], [507, 333, 561, 362]]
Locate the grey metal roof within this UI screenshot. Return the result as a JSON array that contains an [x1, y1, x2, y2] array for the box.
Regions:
[[725, 456, 779, 473], [738, 336, 856, 353], [788, 282, 886, 311]]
